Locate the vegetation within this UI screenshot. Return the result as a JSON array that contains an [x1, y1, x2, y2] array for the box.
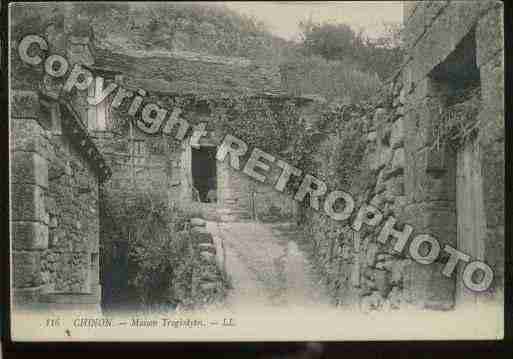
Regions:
[[103, 190, 227, 312], [70, 3, 399, 101], [431, 87, 482, 152], [280, 55, 382, 104], [298, 19, 404, 80], [72, 2, 294, 63], [323, 107, 368, 191]]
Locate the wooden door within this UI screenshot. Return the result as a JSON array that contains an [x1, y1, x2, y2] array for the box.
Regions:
[[456, 139, 486, 307]]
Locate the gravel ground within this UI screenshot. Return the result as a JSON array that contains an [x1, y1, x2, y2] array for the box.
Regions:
[[207, 221, 331, 313]]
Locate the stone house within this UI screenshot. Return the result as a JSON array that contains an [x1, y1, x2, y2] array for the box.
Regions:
[[11, 91, 110, 310], [10, 14, 307, 310], [10, 1, 504, 314]]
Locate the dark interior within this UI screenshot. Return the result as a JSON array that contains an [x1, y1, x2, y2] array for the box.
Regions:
[[192, 146, 217, 203], [430, 27, 481, 103]]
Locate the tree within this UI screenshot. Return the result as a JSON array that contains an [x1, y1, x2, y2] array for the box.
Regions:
[[298, 19, 404, 80], [299, 20, 358, 62]]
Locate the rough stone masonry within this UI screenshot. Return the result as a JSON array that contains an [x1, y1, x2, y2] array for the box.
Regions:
[[302, 0, 504, 312]]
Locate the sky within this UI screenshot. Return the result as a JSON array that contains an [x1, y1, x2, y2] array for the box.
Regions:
[[217, 1, 404, 41]]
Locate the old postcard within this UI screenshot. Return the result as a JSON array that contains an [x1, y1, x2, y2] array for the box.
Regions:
[[8, 1, 504, 341]]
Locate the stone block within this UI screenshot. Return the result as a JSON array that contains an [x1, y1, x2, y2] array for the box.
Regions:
[[200, 251, 216, 264], [201, 271, 219, 282], [198, 243, 216, 254], [479, 52, 504, 143], [390, 118, 404, 149], [365, 242, 379, 266], [40, 292, 101, 305], [391, 259, 413, 284], [401, 202, 457, 248], [391, 148, 405, 171], [373, 108, 387, 124], [476, 5, 504, 68], [13, 251, 42, 288], [11, 183, 46, 222], [360, 291, 383, 313], [387, 286, 403, 309], [45, 195, 57, 215], [190, 218, 207, 227], [191, 226, 214, 244], [367, 131, 377, 143], [382, 166, 404, 182], [426, 147, 447, 174], [374, 269, 391, 297], [13, 285, 44, 306], [375, 259, 394, 271], [418, 172, 455, 202], [11, 151, 48, 189], [374, 169, 386, 194], [481, 141, 504, 228], [10, 118, 51, 158], [11, 91, 40, 119], [385, 176, 405, 196], [399, 88, 406, 105], [390, 196, 409, 218], [200, 282, 218, 291], [369, 146, 392, 172], [369, 193, 385, 210], [402, 261, 455, 310], [12, 221, 48, 250]]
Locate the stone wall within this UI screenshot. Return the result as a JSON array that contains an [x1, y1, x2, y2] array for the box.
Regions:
[[86, 43, 299, 224], [11, 91, 109, 309], [401, 0, 504, 307], [303, 0, 504, 312], [301, 92, 419, 311]]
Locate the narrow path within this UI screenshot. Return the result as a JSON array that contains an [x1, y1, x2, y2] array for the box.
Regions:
[[207, 221, 331, 312]]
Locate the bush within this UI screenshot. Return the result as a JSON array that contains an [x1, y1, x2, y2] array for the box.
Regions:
[[109, 191, 226, 312], [280, 55, 382, 104]]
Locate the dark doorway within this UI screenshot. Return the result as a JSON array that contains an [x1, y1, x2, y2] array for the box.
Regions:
[[192, 146, 217, 203], [101, 240, 138, 313]]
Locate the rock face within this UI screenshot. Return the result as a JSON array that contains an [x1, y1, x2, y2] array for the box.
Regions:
[[303, 1, 504, 313]]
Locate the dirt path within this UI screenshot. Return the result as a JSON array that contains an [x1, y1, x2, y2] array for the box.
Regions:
[[207, 221, 331, 312]]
